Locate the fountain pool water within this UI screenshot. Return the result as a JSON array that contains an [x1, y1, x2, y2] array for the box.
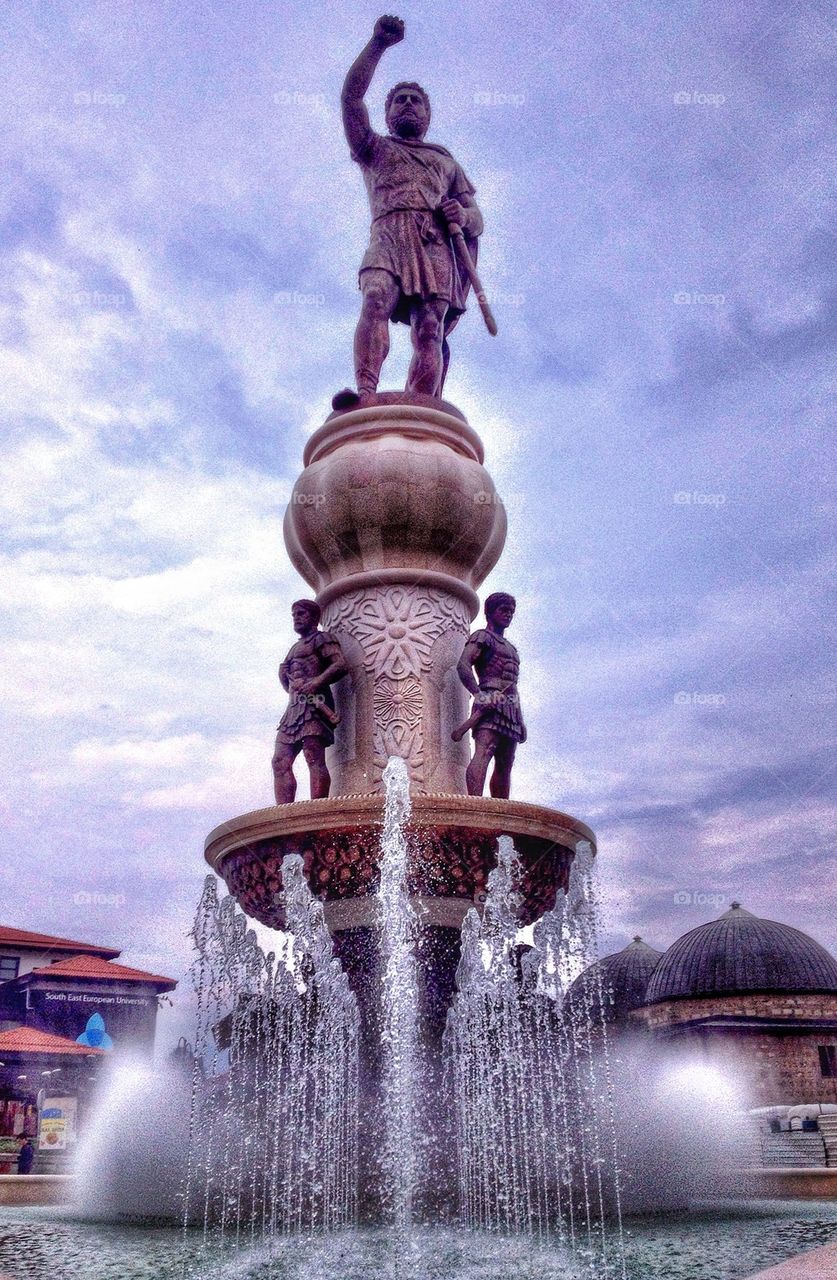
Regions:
[[2, 1202, 837, 1280]]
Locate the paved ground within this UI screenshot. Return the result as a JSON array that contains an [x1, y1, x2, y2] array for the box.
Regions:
[[746, 1242, 837, 1278]]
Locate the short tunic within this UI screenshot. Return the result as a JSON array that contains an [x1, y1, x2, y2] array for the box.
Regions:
[[276, 631, 340, 747], [351, 129, 478, 327], [469, 628, 526, 744]]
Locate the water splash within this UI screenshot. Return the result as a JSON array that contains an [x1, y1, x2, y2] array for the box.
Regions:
[[377, 755, 419, 1228], [183, 861, 359, 1248], [446, 839, 627, 1278], [182, 780, 627, 1265]]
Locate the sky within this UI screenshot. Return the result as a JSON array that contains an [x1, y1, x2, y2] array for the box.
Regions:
[[0, 0, 835, 1050]]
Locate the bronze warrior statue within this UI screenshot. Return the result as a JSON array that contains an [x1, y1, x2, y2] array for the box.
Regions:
[[333, 14, 486, 409], [453, 592, 526, 799], [272, 600, 348, 804]]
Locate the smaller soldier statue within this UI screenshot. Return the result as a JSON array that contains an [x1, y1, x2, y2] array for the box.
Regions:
[[453, 592, 526, 799], [272, 600, 348, 804]]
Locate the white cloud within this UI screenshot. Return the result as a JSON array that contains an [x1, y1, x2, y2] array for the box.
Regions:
[[72, 734, 206, 769]]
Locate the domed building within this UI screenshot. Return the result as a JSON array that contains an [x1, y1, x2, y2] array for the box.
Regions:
[[565, 936, 663, 1030], [633, 904, 837, 1107]]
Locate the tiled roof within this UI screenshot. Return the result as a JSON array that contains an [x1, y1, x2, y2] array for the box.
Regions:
[[0, 924, 120, 958], [25, 953, 176, 991], [0, 1025, 105, 1056]]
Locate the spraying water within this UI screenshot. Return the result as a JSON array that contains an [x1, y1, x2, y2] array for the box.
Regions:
[[446, 839, 627, 1278], [74, 1058, 192, 1221], [176, 764, 629, 1272], [377, 755, 419, 1228], [183, 861, 359, 1248]]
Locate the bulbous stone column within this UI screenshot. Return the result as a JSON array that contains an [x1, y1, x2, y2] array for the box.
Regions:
[[283, 393, 506, 795]]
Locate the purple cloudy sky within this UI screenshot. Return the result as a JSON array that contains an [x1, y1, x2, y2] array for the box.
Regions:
[[1, 1, 834, 1048]]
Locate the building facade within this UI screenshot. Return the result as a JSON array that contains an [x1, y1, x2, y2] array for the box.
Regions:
[[0, 924, 176, 1174], [633, 904, 837, 1108], [570, 904, 837, 1112]]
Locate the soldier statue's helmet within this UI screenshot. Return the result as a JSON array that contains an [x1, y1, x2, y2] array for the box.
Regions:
[[385, 81, 431, 132]]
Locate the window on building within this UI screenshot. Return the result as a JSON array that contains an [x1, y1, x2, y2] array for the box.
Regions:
[[0, 957, 19, 982], [818, 1045, 837, 1078]]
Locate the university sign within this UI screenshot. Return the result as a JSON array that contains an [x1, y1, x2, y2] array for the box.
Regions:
[[36, 991, 154, 1009], [28, 988, 159, 1053]]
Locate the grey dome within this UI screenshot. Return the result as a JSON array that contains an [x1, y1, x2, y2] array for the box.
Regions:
[[566, 937, 663, 1024], [645, 904, 837, 1005]]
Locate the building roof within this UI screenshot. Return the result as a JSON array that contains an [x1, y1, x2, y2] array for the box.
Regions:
[[645, 904, 837, 1005], [0, 1025, 105, 1057], [0, 924, 120, 959], [566, 937, 664, 1024], [24, 953, 177, 991]]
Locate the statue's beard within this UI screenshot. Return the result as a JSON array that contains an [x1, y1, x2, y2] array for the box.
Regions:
[[390, 115, 426, 139]]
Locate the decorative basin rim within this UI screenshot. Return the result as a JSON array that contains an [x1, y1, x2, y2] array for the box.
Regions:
[[204, 794, 596, 874]]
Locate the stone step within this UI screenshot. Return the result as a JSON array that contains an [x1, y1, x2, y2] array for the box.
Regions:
[[759, 1133, 827, 1168]]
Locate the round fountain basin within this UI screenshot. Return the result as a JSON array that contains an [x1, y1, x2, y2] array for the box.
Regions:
[[204, 795, 595, 932]]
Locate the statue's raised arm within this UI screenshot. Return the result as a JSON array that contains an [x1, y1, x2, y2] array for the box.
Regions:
[[341, 15, 405, 158]]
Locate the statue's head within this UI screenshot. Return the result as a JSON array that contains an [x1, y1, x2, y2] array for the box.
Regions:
[[485, 592, 516, 628], [385, 81, 431, 140], [291, 599, 321, 634]]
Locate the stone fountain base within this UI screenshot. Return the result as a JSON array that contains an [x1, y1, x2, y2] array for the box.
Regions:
[[205, 794, 595, 933], [206, 794, 595, 1044]]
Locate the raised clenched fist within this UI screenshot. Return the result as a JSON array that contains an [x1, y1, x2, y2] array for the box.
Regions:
[[374, 15, 405, 47]]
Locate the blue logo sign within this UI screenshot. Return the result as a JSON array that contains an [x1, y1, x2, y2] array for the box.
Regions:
[[76, 1012, 114, 1051]]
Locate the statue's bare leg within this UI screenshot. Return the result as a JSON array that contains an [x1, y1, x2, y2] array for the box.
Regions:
[[272, 738, 300, 805], [355, 269, 400, 394], [302, 735, 331, 800], [407, 297, 448, 395], [439, 335, 451, 395], [489, 737, 516, 800], [465, 728, 499, 797]]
